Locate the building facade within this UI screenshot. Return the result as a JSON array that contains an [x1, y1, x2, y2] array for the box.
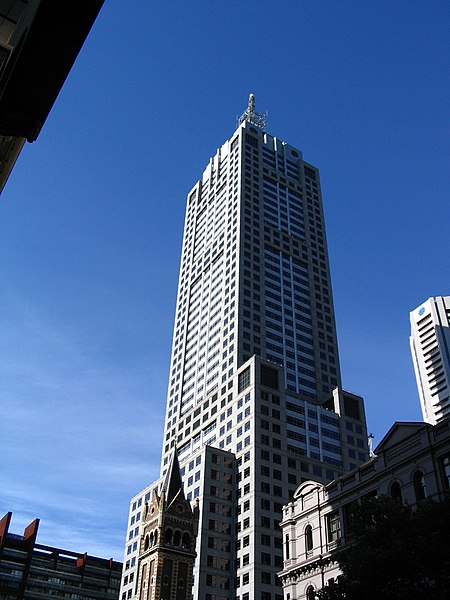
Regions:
[[120, 96, 369, 600], [410, 296, 450, 425], [0, 512, 122, 599], [278, 419, 450, 599], [134, 451, 199, 600], [0, 0, 104, 193]]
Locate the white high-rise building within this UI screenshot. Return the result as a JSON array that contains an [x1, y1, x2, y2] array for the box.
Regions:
[[410, 296, 450, 425], [120, 96, 369, 600]]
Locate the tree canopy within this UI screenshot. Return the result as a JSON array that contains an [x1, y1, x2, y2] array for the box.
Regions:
[[316, 495, 450, 599]]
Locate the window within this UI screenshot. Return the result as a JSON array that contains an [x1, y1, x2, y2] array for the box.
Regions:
[[305, 524, 313, 552], [413, 470, 426, 502], [261, 572, 271, 584], [261, 516, 271, 528], [238, 367, 251, 393], [273, 485, 282, 496], [327, 512, 341, 542], [441, 454, 450, 488], [306, 586, 315, 600], [390, 481, 402, 504], [261, 465, 270, 476], [261, 364, 279, 389], [344, 396, 360, 420]]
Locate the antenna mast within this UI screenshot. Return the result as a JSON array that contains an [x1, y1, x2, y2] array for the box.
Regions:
[[238, 93, 266, 130]]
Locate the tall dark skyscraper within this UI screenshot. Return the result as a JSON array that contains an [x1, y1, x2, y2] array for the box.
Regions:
[[120, 96, 368, 600]]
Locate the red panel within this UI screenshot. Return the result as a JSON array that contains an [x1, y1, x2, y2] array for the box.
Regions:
[[23, 518, 39, 542], [76, 552, 87, 568], [0, 512, 12, 548]]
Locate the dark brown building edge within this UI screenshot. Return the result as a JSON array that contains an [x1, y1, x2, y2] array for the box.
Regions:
[[0, 511, 122, 599], [0, 0, 105, 193]]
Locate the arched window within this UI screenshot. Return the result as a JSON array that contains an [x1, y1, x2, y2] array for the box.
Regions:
[[390, 481, 402, 504], [285, 534, 290, 559], [305, 525, 313, 552], [306, 585, 315, 600], [413, 470, 426, 502], [164, 528, 173, 545], [144, 535, 150, 551], [182, 532, 191, 549], [153, 530, 158, 545], [173, 530, 181, 546]]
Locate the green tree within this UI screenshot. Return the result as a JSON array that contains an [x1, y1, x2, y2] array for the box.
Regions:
[[316, 495, 450, 599]]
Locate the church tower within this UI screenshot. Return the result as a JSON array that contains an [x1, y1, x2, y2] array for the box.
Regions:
[[135, 451, 199, 600]]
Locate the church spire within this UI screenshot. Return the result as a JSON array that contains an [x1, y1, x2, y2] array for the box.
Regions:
[[135, 448, 198, 600], [161, 448, 184, 506]]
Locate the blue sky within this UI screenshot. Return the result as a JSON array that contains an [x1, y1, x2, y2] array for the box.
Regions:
[[1, 1, 449, 560]]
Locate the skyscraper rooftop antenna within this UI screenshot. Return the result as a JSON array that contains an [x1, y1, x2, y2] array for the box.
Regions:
[[238, 93, 267, 130]]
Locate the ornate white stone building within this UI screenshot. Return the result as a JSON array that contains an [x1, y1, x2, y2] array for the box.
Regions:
[[278, 419, 450, 599]]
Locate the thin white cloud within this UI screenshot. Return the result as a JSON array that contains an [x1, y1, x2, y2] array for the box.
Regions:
[[0, 286, 166, 560]]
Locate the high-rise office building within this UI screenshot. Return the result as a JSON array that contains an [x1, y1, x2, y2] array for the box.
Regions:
[[410, 296, 450, 425], [120, 96, 369, 600]]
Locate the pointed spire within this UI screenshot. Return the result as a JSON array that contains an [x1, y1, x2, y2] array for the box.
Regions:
[[238, 93, 266, 130], [161, 448, 184, 505]]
